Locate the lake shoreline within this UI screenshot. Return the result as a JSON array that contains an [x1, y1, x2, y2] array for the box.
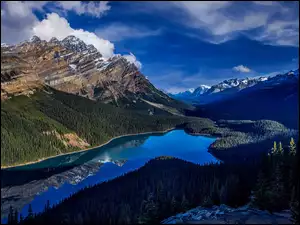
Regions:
[[1, 127, 176, 170]]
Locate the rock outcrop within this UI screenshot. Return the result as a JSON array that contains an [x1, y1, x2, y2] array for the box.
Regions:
[[161, 204, 292, 224]]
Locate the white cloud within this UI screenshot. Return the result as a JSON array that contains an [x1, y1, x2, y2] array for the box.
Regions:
[[233, 65, 251, 73], [1, 1, 45, 44], [248, 20, 299, 47], [95, 23, 162, 41], [33, 13, 115, 58], [1, 1, 111, 44], [142, 1, 299, 47], [123, 53, 142, 69], [56, 1, 111, 18]]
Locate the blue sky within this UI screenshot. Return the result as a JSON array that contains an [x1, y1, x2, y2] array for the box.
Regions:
[[1, 1, 299, 93]]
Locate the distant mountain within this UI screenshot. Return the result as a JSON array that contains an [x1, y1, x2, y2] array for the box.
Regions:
[[186, 70, 299, 129], [1, 35, 189, 115], [169, 85, 210, 102], [169, 71, 298, 106]]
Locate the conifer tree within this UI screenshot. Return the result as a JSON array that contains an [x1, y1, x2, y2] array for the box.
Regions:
[[291, 200, 299, 224], [138, 193, 159, 224], [271, 141, 277, 155], [202, 195, 213, 207], [289, 138, 296, 156], [27, 204, 33, 220], [170, 196, 178, 214], [14, 210, 18, 224], [270, 164, 287, 211], [44, 200, 50, 212], [278, 142, 284, 155], [19, 214, 24, 223], [181, 195, 189, 211], [8, 206, 14, 225], [251, 171, 271, 209]]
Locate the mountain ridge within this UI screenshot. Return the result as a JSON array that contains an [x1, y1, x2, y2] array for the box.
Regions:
[[1, 35, 189, 115], [170, 70, 298, 105]]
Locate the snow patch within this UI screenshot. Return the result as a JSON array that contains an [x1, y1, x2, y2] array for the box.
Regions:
[[69, 64, 77, 70]]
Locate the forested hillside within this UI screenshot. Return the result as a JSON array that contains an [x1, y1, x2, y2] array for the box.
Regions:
[[187, 80, 299, 129], [12, 140, 298, 225], [1, 86, 187, 167]]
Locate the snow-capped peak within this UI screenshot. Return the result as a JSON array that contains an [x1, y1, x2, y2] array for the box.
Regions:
[[1, 43, 10, 47], [49, 37, 59, 44], [199, 85, 211, 89], [61, 35, 88, 53], [30, 35, 41, 43], [188, 88, 195, 93]]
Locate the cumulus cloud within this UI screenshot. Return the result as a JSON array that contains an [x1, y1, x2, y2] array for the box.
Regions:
[[95, 23, 161, 41], [233, 65, 251, 73], [1, 1, 111, 44], [123, 53, 142, 69], [55, 1, 111, 18], [32, 13, 115, 58], [1, 1, 45, 43]]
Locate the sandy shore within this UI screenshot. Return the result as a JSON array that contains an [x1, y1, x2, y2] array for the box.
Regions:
[[1, 127, 176, 169]]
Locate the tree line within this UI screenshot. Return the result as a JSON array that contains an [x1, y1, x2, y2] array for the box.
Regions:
[[1, 88, 186, 166], [6, 138, 298, 224]]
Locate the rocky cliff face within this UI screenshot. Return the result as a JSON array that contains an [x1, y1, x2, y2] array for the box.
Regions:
[[1, 36, 183, 113]]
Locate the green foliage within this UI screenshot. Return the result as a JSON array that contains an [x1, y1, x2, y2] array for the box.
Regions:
[[20, 158, 259, 225], [251, 171, 272, 209], [18, 140, 298, 224], [1, 87, 188, 166], [289, 137, 296, 156], [252, 140, 298, 212], [27, 204, 33, 220], [271, 141, 277, 155], [278, 142, 284, 155]]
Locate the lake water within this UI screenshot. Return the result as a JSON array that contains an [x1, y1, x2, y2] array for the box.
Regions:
[[1, 129, 217, 223]]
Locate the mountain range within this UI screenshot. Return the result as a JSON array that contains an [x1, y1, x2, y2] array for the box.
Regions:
[[185, 69, 299, 129], [170, 70, 298, 105]]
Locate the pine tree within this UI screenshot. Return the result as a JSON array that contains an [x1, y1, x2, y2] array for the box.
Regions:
[[14, 210, 18, 224], [271, 141, 277, 155], [19, 214, 24, 223], [270, 164, 287, 211], [278, 142, 284, 155], [44, 200, 50, 212], [170, 196, 178, 213], [291, 200, 299, 224], [251, 171, 271, 209], [289, 138, 296, 156], [138, 193, 159, 224], [202, 195, 213, 207], [27, 204, 33, 220], [8, 206, 14, 225], [181, 195, 189, 211]]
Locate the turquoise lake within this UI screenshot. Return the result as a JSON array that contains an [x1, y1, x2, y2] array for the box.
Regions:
[[1, 129, 217, 222]]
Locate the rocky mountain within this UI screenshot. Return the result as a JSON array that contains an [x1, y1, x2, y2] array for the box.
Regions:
[[193, 85, 211, 96], [187, 70, 299, 129], [170, 70, 298, 105], [169, 85, 210, 102], [1, 35, 188, 115]]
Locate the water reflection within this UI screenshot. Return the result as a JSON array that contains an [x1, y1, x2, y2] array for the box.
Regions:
[[1, 130, 217, 222]]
